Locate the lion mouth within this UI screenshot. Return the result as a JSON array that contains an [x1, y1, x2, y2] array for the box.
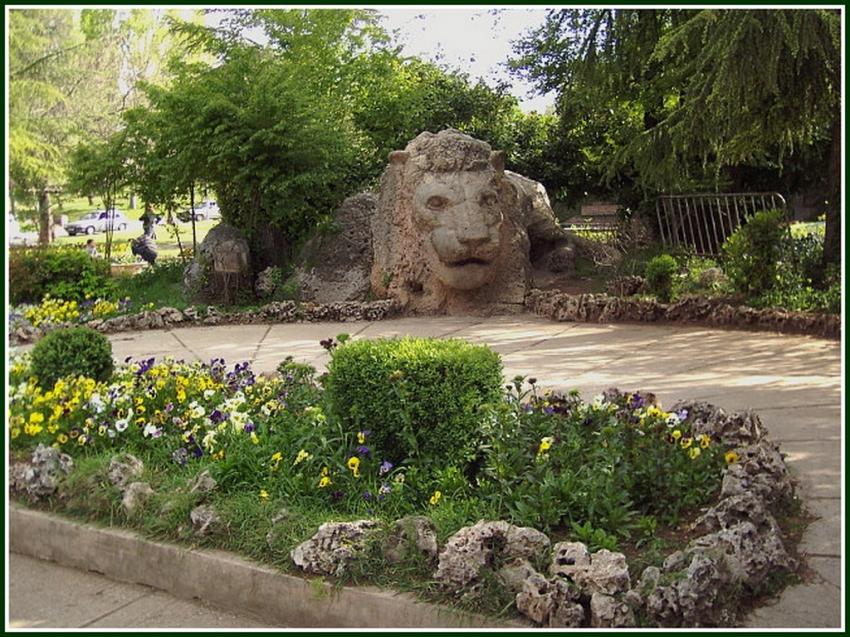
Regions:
[[448, 257, 490, 267]]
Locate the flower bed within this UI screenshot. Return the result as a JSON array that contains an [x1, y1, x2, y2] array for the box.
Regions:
[[9, 300, 400, 346], [8, 340, 801, 627]]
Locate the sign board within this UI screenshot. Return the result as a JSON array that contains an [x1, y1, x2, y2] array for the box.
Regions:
[[213, 240, 249, 273]]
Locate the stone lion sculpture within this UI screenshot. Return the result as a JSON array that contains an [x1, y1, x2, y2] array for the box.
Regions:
[[370, 129, 578, 313], [296, 128, 589, 314]]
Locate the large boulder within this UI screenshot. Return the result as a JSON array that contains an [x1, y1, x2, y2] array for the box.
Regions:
[[296, 193, 376, 303], [291, 520, 379, 577], [10, 444, 73, 501], [184, 223, 251, 302]]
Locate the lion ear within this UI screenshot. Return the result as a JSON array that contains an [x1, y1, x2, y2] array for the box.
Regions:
[[490, 151, 506, 172], [389, 150, 409, 166]]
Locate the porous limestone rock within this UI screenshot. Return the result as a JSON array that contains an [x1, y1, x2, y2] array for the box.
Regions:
[[10, 444, 73, 500], [255, 266, 279, 298], [108, 453, 144, 489], [688, 520, 795, 588], [573, 549, 631, 596], [496, 558, 539, 594], [382, 515, 438, 563], [720, 440, 792, 504], [590, 592, 636, 628], [369, 129, 579, 314], [671, 400, 767, 448], [189, 504, 222, 536], [184, 223, 251, 301], [434, 520, 551, 594], [515, 572, 584, 627], [605, 275, 646, 297], [297, 193, 376, 303], [549, 541, 591, 579], [693, 491, 776, 535], [291, 520, 379, 577], [188, 469, 217, 495], [122, 481, 153, 515]]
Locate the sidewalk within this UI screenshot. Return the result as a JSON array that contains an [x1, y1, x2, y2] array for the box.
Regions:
[[7, 553, 273, 629], [9, 316, 843, 628]]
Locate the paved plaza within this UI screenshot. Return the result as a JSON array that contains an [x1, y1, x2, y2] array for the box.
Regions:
[[9, 316, 844, 628]]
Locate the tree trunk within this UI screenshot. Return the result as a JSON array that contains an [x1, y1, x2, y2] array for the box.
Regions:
[[87, 194, 94, 206], [9, 189, 15, 217], [822, 116, 841, 269], [129, 193, 136, 209], [190, 183, 198, 258], [38, 189, 53, 245]]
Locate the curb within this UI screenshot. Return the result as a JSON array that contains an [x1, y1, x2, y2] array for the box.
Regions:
[[9, 505, 514, 628]]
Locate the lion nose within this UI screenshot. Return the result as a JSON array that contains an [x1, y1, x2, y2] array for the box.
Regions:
[[455, 210, 491, 247]]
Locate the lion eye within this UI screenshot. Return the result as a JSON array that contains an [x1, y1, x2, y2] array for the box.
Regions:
[[426, 195, 449, 210], [480, 192, 498, 206]]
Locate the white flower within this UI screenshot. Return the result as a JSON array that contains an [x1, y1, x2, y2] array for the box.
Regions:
[[115, 418, 129, 432], [203, 389, 215, 399], [88, 393, 105, 414], [202, 430, 217, 450], [666, 413, 681, 428], [143, 423, 160, 438]]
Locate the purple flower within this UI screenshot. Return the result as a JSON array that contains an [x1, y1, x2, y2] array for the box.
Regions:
[[379, 483, 391, 496], [209, 409, 228, 424], [379, 460, 393, 476], [522, 403, 534, 413], [331, 490, 344, 502], [192, 446, 203, 458], [164, 402, 174, 412], [355, 445, 371, 457], [629, 393, 646, 409], [677, 408, 689, 421], [362, 490, 372, 501], [243, 422, 255, 433], [543, 406, 555, 416]]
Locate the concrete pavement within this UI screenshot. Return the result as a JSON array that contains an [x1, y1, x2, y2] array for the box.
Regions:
[[9, 315, 844, 627], [7, 553, 273, 629]]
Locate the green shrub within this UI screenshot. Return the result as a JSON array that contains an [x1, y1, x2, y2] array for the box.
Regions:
[[721, 209, 786, 297], [644, 254, 678, 302], [324, 337, 503, 469], [9, 246, 114, 304], [30, 327, 114, 389]]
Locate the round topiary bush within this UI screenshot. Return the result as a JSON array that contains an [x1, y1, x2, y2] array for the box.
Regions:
[[30, 326, 114, 389], [324, 337, 503, 469], [644, 254, 678, 302]]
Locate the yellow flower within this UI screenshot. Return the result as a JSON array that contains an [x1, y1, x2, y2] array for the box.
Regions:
[[77, 435, 87, 446], [29, 412, 45, 425], [537, 436, 554, 455], [357, 431, 366, 444], [318, 476, 332, 488], [271, 451, 283, 469], [98, 425, 107, 436], [699, 434, 711, 449], [259, 489, 269, 500], [176, 389, 187, 403], [680, 437, 693, 449], [347, 456, 361, 478], [321, 466, 329, 477], [725, 450, 739, 464], [57, 433, 68, 444], [429, 490, 442, 506], [11, 428, 20, 439], [250, 431, 259, 445], [293, 449, 312, 465], [689, 447, 701, 460], [671, 429, 682, 441], [212, 449, 225, 461]]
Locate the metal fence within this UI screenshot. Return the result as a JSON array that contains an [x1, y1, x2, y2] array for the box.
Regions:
[[656, 192, 787, 255]]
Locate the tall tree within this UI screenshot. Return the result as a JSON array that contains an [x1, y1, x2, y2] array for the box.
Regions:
[[512, 9, 841, 265]]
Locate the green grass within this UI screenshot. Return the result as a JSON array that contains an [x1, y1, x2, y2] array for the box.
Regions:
[[113, 259, 190, 311]]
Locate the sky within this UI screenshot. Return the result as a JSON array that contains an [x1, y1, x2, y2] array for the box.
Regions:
[[377, 8, 556, 113]]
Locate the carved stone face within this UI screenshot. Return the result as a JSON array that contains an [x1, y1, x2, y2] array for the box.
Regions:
[[411, 170, 505, 290]]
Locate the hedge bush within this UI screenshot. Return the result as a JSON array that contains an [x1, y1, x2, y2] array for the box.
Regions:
[[644, 254, 678, 302], [30, 327, 114, 389], [324, 337, 503, 469], [9, 246, 114, 304], [721, 209, 786, 297]]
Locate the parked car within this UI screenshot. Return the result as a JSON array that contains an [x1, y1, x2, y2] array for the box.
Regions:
[[187, 200, 220, 221], [65, 209, 129, 236]]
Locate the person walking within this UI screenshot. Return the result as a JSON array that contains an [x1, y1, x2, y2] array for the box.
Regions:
[[85, 239, 98, 257]]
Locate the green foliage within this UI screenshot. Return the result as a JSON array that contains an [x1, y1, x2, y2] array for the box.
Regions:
[[721, 209, 787, 297], [30, 326, 114, 389], [644, 254, 678, 302], [671, 255, 729, 298], [478, 385, 726, 534], [9, 246, 114, 304], [324, 337, 504, 469]]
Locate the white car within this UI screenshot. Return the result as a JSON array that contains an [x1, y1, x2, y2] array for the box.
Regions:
[[66, 209, 129, 235], [187, 201, 220, 221]]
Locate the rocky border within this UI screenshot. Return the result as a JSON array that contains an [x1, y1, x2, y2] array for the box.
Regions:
[[9, 391, 802, 628], [526, 289, 840, 339], [9, 300, 401, 346]]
